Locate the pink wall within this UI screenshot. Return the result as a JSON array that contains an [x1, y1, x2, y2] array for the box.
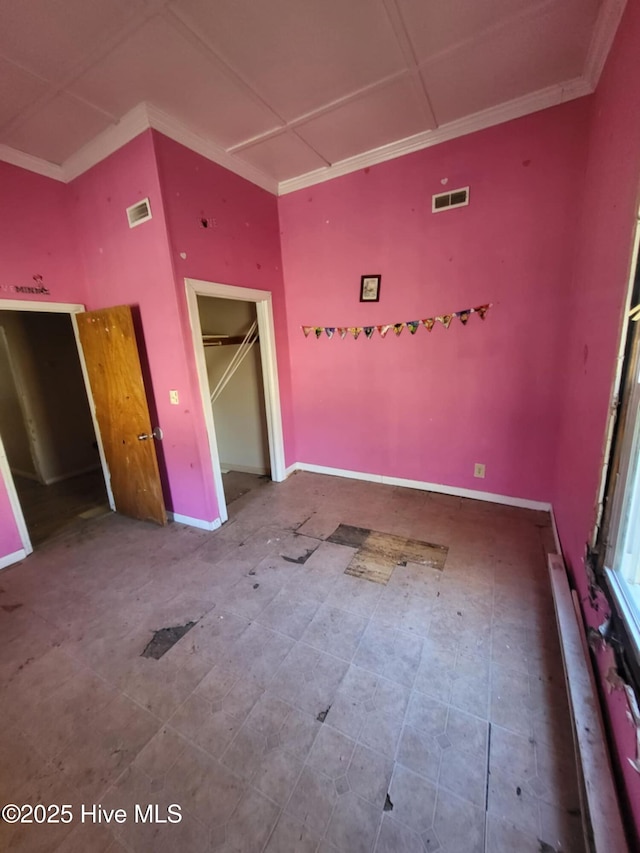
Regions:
[[0, 485, 22, 558], [279, 101, 590, 502], [552, 0, 640, 840], [152, 132, 295, 467], [68, 130, 220, 523], [0, 129, 291, 565], [0, 161, 85, 558]]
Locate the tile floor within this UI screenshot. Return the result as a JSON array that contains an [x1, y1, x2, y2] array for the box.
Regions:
[[0, 472, 584, 853]]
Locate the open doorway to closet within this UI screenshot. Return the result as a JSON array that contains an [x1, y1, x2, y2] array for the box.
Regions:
[[199, 296, 269, 504], [0, 309, 109, 546], [185, 279, 286, 524]]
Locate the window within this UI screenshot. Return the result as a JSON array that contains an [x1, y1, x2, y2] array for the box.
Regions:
[[599, 215, 640, 664]]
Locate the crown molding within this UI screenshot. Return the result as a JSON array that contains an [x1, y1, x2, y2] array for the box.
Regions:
[[0, 0, 623, 198], [0, 101, 278, 193], [277, 76, 592, 195], [584, 0, 626, 89], [63, 103, 150, 182], [144, 103, 277, 194], [0, 143, 65, 181]]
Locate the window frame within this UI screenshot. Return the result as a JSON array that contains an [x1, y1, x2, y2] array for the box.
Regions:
[[596, 211, 640, 674]]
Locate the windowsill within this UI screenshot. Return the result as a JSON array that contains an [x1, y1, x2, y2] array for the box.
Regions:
[[605, 567, 640, 666]]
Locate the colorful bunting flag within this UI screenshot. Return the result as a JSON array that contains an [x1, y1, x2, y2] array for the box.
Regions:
[[301, 303, 492, 339]]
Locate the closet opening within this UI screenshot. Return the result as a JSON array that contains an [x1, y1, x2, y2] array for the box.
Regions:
[[185, 279, 286, 525], [200, 295, 269, 504]]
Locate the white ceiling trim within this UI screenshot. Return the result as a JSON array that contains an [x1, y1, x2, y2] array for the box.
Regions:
[[0, 142, 65, 181], [63, 102, 150, 181], [278, 76, 593, 195], [146, 103, 278, 194], [0, 0, 624, 196], [0, 101, 278, 192]]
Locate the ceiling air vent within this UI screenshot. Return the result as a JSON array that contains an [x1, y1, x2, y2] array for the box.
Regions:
[[126, 198, 152, 228], [432, 186, 469, 213]]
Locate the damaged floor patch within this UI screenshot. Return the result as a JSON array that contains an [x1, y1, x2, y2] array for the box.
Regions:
[[333, 524, 448, 585], [327, 524, 371, 549], [141, 621, 197, 660]]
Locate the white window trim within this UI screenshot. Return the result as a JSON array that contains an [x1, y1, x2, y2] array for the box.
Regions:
[[601, 209, 640, 661]]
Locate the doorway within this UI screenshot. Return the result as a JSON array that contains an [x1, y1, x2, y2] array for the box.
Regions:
[[185, 279, 286, 524], [0, 304, 112, 549]]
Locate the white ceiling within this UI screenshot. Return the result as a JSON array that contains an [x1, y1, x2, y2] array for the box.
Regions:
[[0, 0, 625, 194]]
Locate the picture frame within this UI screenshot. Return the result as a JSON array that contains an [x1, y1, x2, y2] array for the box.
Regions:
[[360, 274, 381, 302]]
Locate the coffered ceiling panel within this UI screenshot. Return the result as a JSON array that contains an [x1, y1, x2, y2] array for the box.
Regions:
[[0, 0, 139, 84], [0, 0, 625, 191], [2, 93, 114, 164], [295, 75, 435, 165], [69, 16, 282, 149], [0, 57, 51, 131], [233, 131, 328, 183], [422, 0, 597, 125], [170, 0, 407, 120], [396, 0, 556, 62]]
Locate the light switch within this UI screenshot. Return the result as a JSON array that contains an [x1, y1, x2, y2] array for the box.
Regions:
[[170, 390, 179, 405]]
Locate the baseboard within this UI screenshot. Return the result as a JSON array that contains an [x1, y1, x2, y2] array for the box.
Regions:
[[0, 548, 27, 571], [167, 512, 221, 531], [550, 504, 563, 556], [43, 464, 102, 486], [10, 468, 40, 482], [292, 462, 552, 512]]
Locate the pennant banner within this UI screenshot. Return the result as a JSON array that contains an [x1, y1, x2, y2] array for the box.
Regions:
[[302, 304, 492, 338]]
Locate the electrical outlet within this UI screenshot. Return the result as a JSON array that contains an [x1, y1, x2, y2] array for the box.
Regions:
[[474, 463, 486, 478], [169, 390, 179, 405]]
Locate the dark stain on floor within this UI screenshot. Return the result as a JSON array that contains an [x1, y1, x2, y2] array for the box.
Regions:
[[282, 548, 316, 565], [142, 622, 197, 660], [327, 524, 371, 548]]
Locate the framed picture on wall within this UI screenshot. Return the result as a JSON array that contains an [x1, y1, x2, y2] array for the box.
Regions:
[[360, 275, 381, 302]]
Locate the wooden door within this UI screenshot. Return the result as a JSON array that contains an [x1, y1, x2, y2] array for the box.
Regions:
[[76, 305, 166, 525]]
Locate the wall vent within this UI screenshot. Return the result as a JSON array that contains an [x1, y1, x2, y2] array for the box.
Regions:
[[126, 198, 152, 228], [432, 187, 469, 213]]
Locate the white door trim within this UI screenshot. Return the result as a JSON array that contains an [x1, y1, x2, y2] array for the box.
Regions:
[[0, 298, 115, 560], [184, 278, 286, 525], [0, 429, 32, 559]]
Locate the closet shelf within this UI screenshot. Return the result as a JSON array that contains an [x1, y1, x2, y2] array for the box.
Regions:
[[202, 334, 259, 347]]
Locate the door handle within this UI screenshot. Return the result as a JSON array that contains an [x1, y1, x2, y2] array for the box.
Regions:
[[137, 427, 163, 441]]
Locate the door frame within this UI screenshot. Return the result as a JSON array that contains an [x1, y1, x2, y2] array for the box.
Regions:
[[0, 299, 115, 559], [185, 279, 286, 524]]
